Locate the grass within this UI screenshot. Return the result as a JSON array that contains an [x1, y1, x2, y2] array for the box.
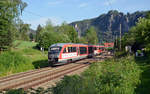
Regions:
[[12, 40, 47, 63], [13, 40, 37, 49], [135, 57, 150, 94], [0, 40, 48, 77], [0, 51, 34, 76]]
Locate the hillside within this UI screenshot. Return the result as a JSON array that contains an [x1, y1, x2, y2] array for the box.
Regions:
[[70, 10, 148, 42], [0, 40, 48, 77]]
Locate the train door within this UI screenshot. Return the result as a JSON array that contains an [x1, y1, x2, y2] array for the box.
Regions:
[[88, 46, 94, 57], [77, 47, 80, 56]]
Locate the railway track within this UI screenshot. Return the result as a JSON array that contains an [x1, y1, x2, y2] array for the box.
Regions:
[[0, 59, 93, 91], [0, 54, 111, 91]]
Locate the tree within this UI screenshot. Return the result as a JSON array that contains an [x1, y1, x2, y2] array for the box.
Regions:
[[36, 24, 43, 42], [20, 24, 30, 41], [29, 33, 34, 41], [58, 22, 78, 43], [37, 21, 78, 49], [122, 14, 150, 52], [0, 0, 27, 51], [38, 20, 63, 49], [85, 27, 98, 44], [78, 37, 88, 44], [44, 20, 55, 32]]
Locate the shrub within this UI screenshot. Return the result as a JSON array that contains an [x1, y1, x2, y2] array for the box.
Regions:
[[52, 75, 98, 94], [84, 56, 141, 94], [114, 51, 128, 58], [52, 56, 141, 94], [5, 89, 26, 94]]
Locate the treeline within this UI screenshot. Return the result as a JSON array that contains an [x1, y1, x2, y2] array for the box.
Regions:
[[35, 21, 98, 50]]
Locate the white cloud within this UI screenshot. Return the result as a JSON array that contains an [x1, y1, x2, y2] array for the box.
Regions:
[[48, 1, 62, 6], [78, 3, 88, 8], [24, 17, 63, 30], [104, 0, 117, 6]]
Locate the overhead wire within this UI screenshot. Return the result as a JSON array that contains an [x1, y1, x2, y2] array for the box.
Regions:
[[23, 10, 44, 18]]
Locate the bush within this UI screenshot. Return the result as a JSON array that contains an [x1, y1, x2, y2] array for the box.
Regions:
[[5, 89, 26, 94], [0, 51, 34, 76], [52, 56, 141, 94], [52, 75, 98, 94], [114, 51, 128, 58], [84, 56, 141, 94]]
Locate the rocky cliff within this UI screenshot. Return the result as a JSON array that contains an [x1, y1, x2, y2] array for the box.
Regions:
[[70, 10, 148, 42]]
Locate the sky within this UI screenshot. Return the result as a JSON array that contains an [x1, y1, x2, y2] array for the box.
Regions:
[[21, 0, 150, 30]]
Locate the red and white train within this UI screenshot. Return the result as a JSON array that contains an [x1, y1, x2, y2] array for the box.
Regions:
[[48, 43, 105, 66]]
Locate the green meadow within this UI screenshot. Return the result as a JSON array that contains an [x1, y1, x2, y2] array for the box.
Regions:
[[0, 40, 48, 77]]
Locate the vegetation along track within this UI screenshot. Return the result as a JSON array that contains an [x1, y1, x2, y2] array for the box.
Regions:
[[0, 58, 95, 91], [0, 53, 111, 91]]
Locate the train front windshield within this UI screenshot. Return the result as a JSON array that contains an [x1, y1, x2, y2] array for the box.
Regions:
[[49, 46, 62, 54]]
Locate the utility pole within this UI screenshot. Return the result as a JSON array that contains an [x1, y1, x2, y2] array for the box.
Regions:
[[116, 35, 117, 47], [120, 24, 122, 51]]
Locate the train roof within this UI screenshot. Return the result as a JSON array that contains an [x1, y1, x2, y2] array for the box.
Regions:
[[50, 43, 87, 47], [50, 43, 105, 47]]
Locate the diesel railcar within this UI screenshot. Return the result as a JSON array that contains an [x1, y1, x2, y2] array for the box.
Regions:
[[48, 43, 103, 66]]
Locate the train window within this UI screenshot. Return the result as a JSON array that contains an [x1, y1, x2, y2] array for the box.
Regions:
[[50, 46, 62, 54], [80, 47, 87, 54], [67, 47, 77, 53], [68, 47, 72, 52], [63, 47, 69, 53], [63, 48, 66, 53], [72, 47, 76, 52]]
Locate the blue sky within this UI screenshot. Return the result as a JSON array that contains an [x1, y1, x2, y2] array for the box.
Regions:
[[21, 0, 150, 30]]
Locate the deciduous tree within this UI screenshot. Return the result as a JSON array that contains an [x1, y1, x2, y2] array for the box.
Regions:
[[85, 27, 98, 44], [0, 0, 27, 51], [36, 24, 43, 42]]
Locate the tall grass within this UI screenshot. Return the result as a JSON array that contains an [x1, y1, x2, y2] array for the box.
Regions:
[[0, 40, 48, 77], [0, 51, 34, 76]]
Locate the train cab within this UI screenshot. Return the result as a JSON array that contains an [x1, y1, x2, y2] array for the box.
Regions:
[[48, 44, 62, 64]]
